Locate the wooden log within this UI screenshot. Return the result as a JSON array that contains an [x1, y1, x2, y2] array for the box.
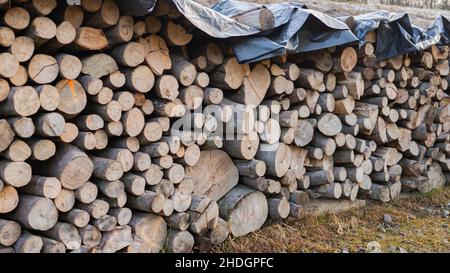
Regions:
[[90, 156, 124, 182], [9, 36, 34, 63], [60, 209, 90, 228], [40, 222, 81, 250], [186, 150, 239, 201], [163, 21, 192, 47], [55, 79, 87, 117], [228, 63, 270, 106], [210, 57, 246, 90], [13, 231, 42, 253], [78, 224, 101, 248], [97, 225, 133, 253], [54, 188, 75, 213], [43, 21, 77, 52], [54, 54, 82, 80], [127, 213, 166, 253], [124, 65, 155, 93], [0, 27, 15, 48], [0, 160, 31, 187], [106, 15, 134, 45], [45, 144, 93, 190], [76, 199, 109, 220], [8, 194, 58, 231], [20, 176, 61, 199], [166, 229, 194, 253], [41, 237, 66, 253], [0, 219, 21, 247], [0, 86, 40, 117], [0, 139, 30, 162], [3, 7, 30, 31], [218, 185, 268, 237]]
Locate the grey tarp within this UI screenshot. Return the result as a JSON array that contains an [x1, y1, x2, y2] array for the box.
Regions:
[[115, 0, 449, 62], [340, 11, 450, 60], [117, 0, 358, 63]]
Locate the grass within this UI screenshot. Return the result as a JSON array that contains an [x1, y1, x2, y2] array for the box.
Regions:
[[213, 186, 450, 253]]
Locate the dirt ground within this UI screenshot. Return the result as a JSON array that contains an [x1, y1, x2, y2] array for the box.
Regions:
[[195, 0, 450, 27], [212, 186, 450, 253]]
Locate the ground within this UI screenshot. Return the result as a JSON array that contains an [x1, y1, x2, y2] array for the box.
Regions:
[[212, 186, 450, 253], [195, 0, 450, 27]]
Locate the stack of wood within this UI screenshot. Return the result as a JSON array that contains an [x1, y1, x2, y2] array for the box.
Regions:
[[0, 0, 449, 253]]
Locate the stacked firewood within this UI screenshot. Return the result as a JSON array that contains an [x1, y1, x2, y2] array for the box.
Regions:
[[0, 0, 449, 253]]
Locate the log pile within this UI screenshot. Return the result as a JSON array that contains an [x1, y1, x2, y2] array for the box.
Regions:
[[0, 0, 449, 253]]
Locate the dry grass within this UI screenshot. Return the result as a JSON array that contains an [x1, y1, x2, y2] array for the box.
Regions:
[[213, 186, 450, 253]]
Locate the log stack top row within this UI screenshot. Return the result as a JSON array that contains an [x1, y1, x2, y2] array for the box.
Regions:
[[0, 0, 449, 253]]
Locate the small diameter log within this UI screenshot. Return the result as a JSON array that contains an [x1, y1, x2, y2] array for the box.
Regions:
[[78, 224, 102, 248], [97, 225, 133, 253], [59, 209, 90, 228], [163, 21, 193, 46], [111, 42, 145, 67], [109, 208, 132, 226], [0, 219, 21, 247], [76, 199, 110, 220], [90, 156, 124, 182], [6, 117, 34, 139], [166, 230, 194, 253], [0, 139, 31, 162], [56, 54, 82, 80], [55, 80, 87, 117], [41, 222, 81, 250], [41, 237, 66, 253], [0, 86, 40, 117], [256, 143, 291, 177], [8, 194, 58, 231], [20, 176, 61, 199], [0, 160, 32, 187], [54, 188, 76, 213], [127, 191, 165, 214], [13, 231, 42, 253], [35, 85, 60, 112], [268, 198, 290, 219], [46, 144, 93, 190]]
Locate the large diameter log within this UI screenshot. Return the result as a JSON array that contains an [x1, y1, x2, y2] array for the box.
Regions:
[[45, 144, 94, 190], [256, 143, 291, 177], [185, 150, 239, 201], [7, 194, 58, 231], [127, 213, 167, 253], [218, 185, 268, 237]]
